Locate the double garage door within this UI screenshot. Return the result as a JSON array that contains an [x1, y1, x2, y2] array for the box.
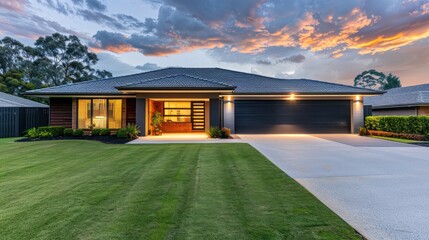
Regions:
[[235, 100, 351, 134]]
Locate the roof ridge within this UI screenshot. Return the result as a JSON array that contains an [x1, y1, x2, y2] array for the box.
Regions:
[[180, 74, 235, 87], [119, 73, 236, 88], [298, 78, 384, 93], [118, 74, 183, 87]]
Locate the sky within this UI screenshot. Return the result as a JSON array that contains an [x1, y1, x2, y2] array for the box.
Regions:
[[0, 0, 428, 86]]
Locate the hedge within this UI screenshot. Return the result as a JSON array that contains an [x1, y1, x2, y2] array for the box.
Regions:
[[365, 116, 429, 135], [37, 126, 65, 137]]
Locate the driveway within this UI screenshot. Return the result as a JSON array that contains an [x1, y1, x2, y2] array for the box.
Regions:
[[240, 134, 429, 240]]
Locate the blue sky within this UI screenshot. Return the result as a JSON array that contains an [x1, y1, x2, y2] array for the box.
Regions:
[[1, 0, 428, 86]]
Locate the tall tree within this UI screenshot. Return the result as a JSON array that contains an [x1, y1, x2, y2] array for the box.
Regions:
[[34, 33, 111, 86], [382, 74, 401, 90], [354, 69, 401, 90], [0, 70, 35, 95]]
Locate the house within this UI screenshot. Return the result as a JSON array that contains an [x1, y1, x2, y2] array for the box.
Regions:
[[0, 92, 49, 137], [364, 84, 429, 116], [26, 68, 382, 135]]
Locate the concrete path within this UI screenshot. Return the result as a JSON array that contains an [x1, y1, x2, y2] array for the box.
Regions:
[[240, 134, 429, 240]]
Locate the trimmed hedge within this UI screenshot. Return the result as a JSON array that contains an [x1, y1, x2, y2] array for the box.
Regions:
[[365, 116, 429, 135], [72, 129, 84, 137], [37, 126, 65, 137], [63, 128, 74, 136]]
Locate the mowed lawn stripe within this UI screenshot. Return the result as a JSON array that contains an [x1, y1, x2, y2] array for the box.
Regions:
[[0, 140, 360, 240]]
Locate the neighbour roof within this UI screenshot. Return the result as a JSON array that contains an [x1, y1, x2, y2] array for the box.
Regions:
[[0, 92, 48, 108], [26, 67, 382, 95], [364, 84, 429, 108], [116, 74, 235, 90]]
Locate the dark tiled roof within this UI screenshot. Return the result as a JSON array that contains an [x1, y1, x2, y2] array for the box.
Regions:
[[27, 67, 382, 95], [116, 74, 235, 90], [364, 84, 429, 108], [0, 92, 48, 108]]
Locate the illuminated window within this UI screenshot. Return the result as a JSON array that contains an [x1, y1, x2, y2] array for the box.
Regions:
[[164, 101, 191, 123], [92, 99, 107, 128], [108, 99, 122, 129], [78, 99, 91, 129], [77, 99, 122, 129]]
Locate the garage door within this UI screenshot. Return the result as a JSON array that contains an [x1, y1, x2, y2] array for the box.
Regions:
[[235, 100, 351, 134]]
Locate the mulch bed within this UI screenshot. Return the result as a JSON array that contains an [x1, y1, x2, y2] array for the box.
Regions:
[[16, 136, 134, 144]]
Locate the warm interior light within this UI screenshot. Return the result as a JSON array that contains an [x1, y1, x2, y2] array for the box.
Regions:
[[289, 94, 295, 100], [95, 116, 105, 119]]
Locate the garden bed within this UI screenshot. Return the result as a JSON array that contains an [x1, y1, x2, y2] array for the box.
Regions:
[[16, 135, 134, 144]]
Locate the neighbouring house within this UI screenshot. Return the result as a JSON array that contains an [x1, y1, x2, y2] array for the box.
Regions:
[[0, 92, 49, 138], [365, 84, 429, 116], [25, 68, 382, 135]]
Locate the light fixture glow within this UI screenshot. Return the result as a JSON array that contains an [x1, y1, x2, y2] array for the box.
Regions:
[[289, 94, 296, 100], [355, 95, 361, 101]]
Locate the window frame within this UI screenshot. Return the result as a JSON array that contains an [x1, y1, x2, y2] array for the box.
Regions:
[[76, 98, 122, 129], [163, 101, 192, 123]]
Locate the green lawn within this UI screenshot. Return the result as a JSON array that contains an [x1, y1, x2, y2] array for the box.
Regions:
[[0, 139, 360, 240]]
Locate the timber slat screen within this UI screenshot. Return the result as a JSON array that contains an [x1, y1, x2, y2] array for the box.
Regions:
[[191, 102, 205, 130], [0, 107, 49, 138]]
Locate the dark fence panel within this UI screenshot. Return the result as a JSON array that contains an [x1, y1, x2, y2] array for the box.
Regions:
[[364, 105, 373, 119], [0, 107, 49, 138], [0, 108, 20, 138]]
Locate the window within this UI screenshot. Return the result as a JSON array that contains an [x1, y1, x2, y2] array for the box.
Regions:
[[92, 99, 107, 128], [164, 101, 191, 123], [77, 99, 122, 129], [78, 99, 91, 129], [108, 99, 122, 129]]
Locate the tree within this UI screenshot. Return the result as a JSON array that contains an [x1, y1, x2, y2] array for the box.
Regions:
[[34, 33, 111, 86], [0, 70, 35, 96], [382, 74, 401, 90], [354, 69, 401, 90]]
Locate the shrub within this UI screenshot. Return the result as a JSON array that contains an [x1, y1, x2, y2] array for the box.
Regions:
[[426, 133, 429, 141], [38, 131, 53, 138], [26, 128, 39, 139], [37, 126, 65, 137], [220, 127, 231, 138], [365, 116, 429, 135], [63, 128, 74, 136], [207, 127, 221, 138], [365, 116, 381, 130], [358, 127, 369, 136], [91, 128, 102, 136], [116, 129, 128, 138], [125, 124, 140, 139], [72, 129, 84, 137], [99, 128, 111, 136]]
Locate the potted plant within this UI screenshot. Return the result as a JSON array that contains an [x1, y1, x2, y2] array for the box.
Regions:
[[151, 111, 164, 135]]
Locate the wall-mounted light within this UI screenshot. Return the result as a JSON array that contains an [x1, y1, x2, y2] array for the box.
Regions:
[[288, 94, 296, 100], [224, 96, 233, 103], [355, 95, 361, 101]]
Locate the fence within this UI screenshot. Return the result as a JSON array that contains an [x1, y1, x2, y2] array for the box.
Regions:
[[0, 107, 49, 138]]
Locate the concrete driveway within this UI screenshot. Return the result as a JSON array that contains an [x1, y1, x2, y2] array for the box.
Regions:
[[240, 134, 429, 240]]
